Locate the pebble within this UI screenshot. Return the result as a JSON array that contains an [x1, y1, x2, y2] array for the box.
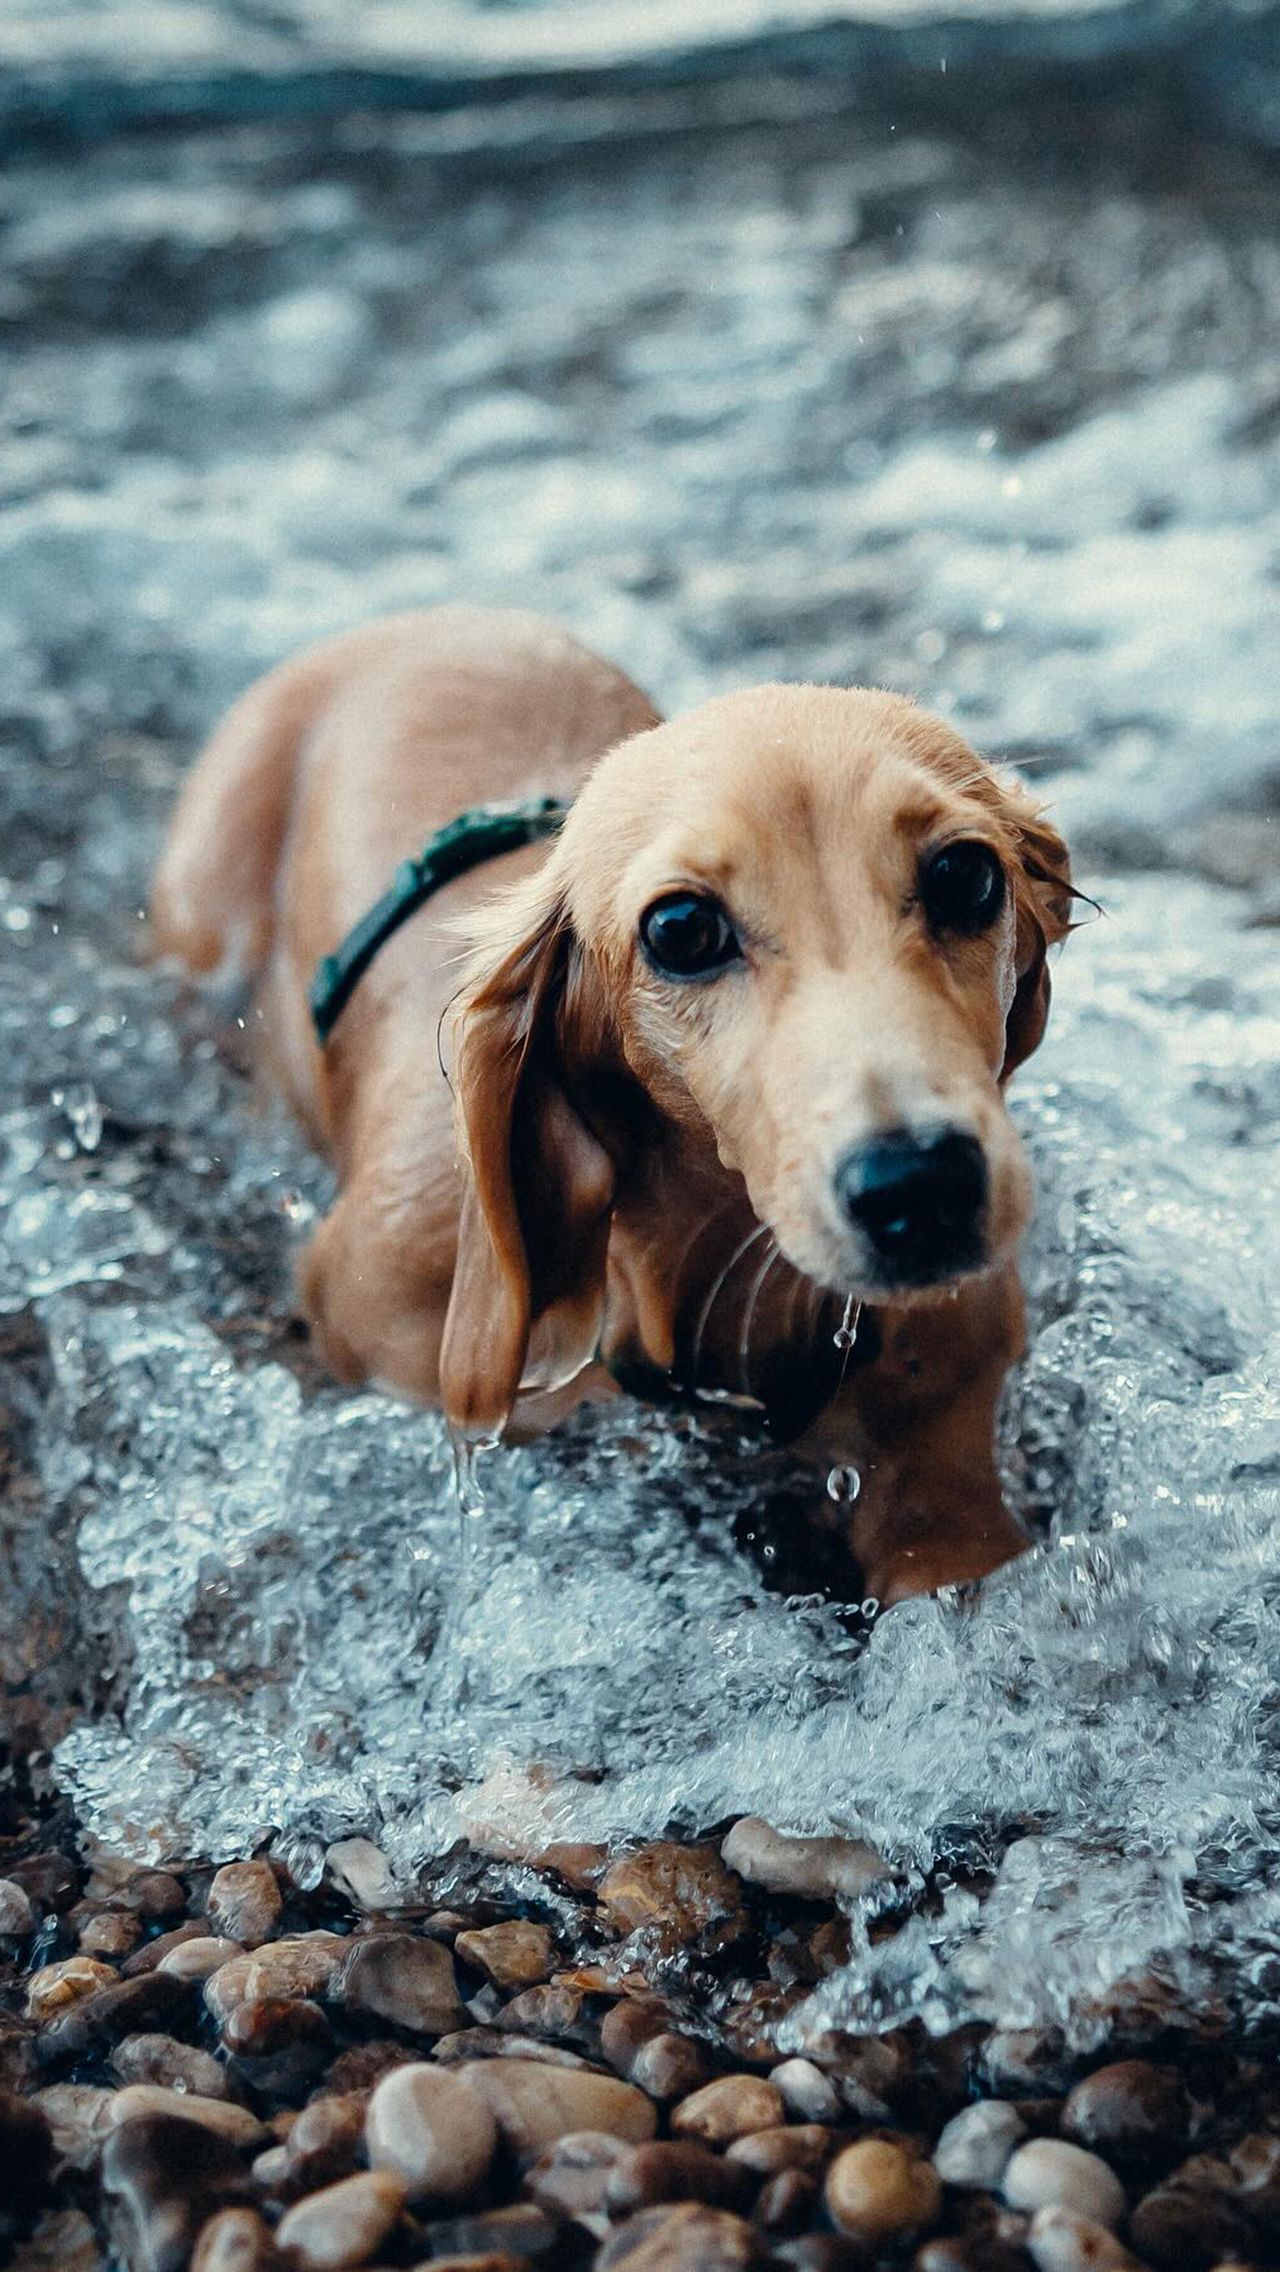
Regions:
[[670, 2076, 785, 2147], [455, 1921, 557, 1988], [221, 1997, 333, 2102], [824, 2138, 943, 2245], [366, 2061, 498, 2201], [982, 2026, 1075, 2096], [769, 2059, 842, 2124], [757, 2169, 819, 2234], [36, 1972, 189, 2068], [495, 1984, 588, 2043], [206, 1862, 284, 1949], [1027, 2204, 1143, 2271], [79, 1911, 143, 1959], [112, 1870, 187, 1921], [934, 2100, 1028, 2189], [720, 1817, 886, 1901], [417, 2204, 559, 2259], [1127, 2181, 1253, 2269], [1062, 2060, 1192, 2172], [107, 2085, 268, 2149], [335, 1931, 466, 2036], [0, 2088, 54, 2206], [523, 2129, 629, 2223], [632, 2034, 714, 2103], [26, 1955, 117, 2020], [727, 2125, 833, 2177], [597, 1843, 750, 1951], [597, 2203, 765, 2269], [463, 2058, 657, 2154], [606, 2140, 753, 2213], [601, 1997, 669, 2073], [204, 1935, 348, 2024], [281, 2091, 369, 2192], [101, 2111, 249, 2272], [5, 2209, 104, 2272], [159, 1936, 246, 1982], [0, 1877, 36, 1936], [124, 1922, 213, 1976], [190, 2207, 278, 2272], [275, 2171, 406, 2270], [1005, 2140, 1127, 2231], [324, 1838, 401, 1911], [31, 2084, 117, 2170]]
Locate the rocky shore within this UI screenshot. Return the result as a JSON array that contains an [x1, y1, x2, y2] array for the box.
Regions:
[[5, 1799, 1280, 2272]]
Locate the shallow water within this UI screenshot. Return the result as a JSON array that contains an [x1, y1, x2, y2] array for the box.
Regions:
[[1, 69, 1278, 2052]]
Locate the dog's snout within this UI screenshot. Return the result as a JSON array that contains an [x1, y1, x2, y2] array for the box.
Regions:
[[836, 1126, 988, 1286]]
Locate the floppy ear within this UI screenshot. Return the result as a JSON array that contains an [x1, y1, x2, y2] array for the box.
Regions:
[[1001, 795, 1074, 1081], [440, 873, 620, 1437]]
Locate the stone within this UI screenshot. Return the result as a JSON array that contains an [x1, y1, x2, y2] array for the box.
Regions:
[[756, 2169, 819, 2234], [596, 2203, 765, 2269], [601, 1998, 670, 2074], [726, 2125, 833, 2177], [31, 2084, 117, 2170], [769, 2059, 842, 2124], [207, 1863, 283, 1949], [720, 1818, 886, 1901], [934, 2100, 1028, 2189], [275, 2172, 406, 2270], [1027, 2205, 1144, 2271], [159, 1937, 246, 1982], [203, 1933, 348, 2023], [325, 2040, 416, 2097], [824, 2138, 943, 2245], [108, 2085, 268, 2149], [416, 2205, 560, 2259], [124, 1923, 215, 1977], [831, 2034, 912, 2121], [1004, 2139, 1127, 2231], [1127, 2182, 1253, 2269], [597, 1843, 750, 1951], [670, 2076, 784, 2147], [325, 1839, 401, 1911], [0, 2088, 53, 2206], [113, 2033, 232, 2100], [190, 2207, 278, 2272], [281, 2091, 368, 2192], [462, 2058, 657, 2154], [101, 2111, 249, 2272], [1061, 2060, 1192, 2173], [523, 2129, 630, 2222], [108, 1870, 187, 1921], [455, 1921, 557, 1989], [365, 2061, 498, 2201], [6, 2209, 105, 2272], [26, 1955, 116, 2020], [631, 2035, 714, 2103], [435, 2027, 595, 2069], [981, 2027, 1075, 2096], [221, 1997, 333, 2101], [0, 1877, 36, 1936], [334, 1931, 466, 2036], [494, 1984, 588, 2044], [606, 2140, 752, 2213], [36, 1973, 191, 2069], [79, 1911, 144, 1959]]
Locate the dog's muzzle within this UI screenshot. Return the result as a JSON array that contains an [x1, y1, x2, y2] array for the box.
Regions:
[[836, 1125, 988, 1288]]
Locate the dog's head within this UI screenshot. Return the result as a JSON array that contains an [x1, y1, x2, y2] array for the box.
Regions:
[[442, 685, 1072, 1434]]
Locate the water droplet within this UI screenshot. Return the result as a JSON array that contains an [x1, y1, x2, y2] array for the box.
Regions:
[[52, 1081, 103, 1153], [827, 1465, 861, 1505]]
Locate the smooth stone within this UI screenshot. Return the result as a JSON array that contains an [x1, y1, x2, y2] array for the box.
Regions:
[[113, 1871, 187, 1920], [5, 2209, 105, 2272], [727, 2125, 833, 2177], [435, 2027, 596, 2069], [108, 2086, 267, 2149], [190, 2206, 277, 2271], [417, 2205, 560, 2259], [721, 1817, 886, 1901], [1028, 2204, 1144, 2271], [494, 1984, 588, 2044], [934, 2100, 1028, 2189], [335, 1932, 466, 2036], [824, 2138, 943, 2245], [275, 2172, 406, 2270], [606, 2140, 753, 2213], [0, 1877, 36, 1936], [250, 2144, 289, 2194], [455, 1921, 557, 1989], [204, 1934, 348, 2024], [595, 2203, 765, 2269], [769, 2059, 842, 2124], [159, 1937, 246, 1982], [831, 2034, 912, 2121], [112, 2033, 231, 2099], [207, 1863, 283, 1950], [36, 1973, 189, 2068], [325, 1838, 401, 1911], [282, 2091, 368, 2191], [0, 2088, 54, 2205], [670, 2076, 784, 2147], [325, 2041, 416, 2097], [366, 2061, 497, 2202], [1062, 2060, 1192, 2172], [463, 2058, 657, 2154], [631, 2035, 714, 2104], [31, 2084, 117, 2170], [1128, 2182, 1253, 2270], [982, 2027, 1075, 2096], [101, 2112, 249, 2272], [222, 1998, 333, 2103], [601, 1998, 670, 2074], [1004, 2139, 1127, 2231], [757, 2169, 819, 2234], [523, 2130, 630, 2222], [124, 1923, 214, 1977], [597, 1844, 750, 1951], [26, 1955, 116, 2020], [79, 1912, 143, 1959]]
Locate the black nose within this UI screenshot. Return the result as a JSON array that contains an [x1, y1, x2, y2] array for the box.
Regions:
[[836, 1127, 988, 1286]]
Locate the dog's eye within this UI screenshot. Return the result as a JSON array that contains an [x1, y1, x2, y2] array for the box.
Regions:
[[640, 893, 741, 979], [920, 841, 1006, 934]]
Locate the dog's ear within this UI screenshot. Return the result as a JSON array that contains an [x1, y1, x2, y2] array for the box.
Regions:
[[440, 871, 619, 1437], [1001, 792, 1074, 1081]]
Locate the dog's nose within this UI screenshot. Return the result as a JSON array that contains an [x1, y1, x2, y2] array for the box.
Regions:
[[836, 1127, 988, 1286]]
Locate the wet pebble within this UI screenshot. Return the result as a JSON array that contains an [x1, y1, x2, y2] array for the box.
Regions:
[[455, 1921, 557, 1988], [769, 2059, 841, 2124], [159, 1936, 246, 1982], [418, 2203, 560, 2259], [206, 1863, 283, 1950], [982, 2027, 1075, 2096], [606, 2139, 753, 2214], [757, 2168, 819, 2234], [324, 1838, 400, 1911], [464, 2057, 657, 2154], [204, 1933, 348, 2023], [113, 2030, 230, 2102], [190, 2206, 278, 2272], [1127, 2179, 1253, 2269], [101, 2111, 249, 2272], [1062, 2060, 1192, 2173], [26, 1955, 116, 2020], [597, 1843, 749, 1951], [365, 2060, 498, 2201], [280, 2091, 368, 2193], [934, 2100, 1028, 2190], [335, 1931, 466, 2036], [5, 2208, 104, 2272], [824, 2137, 943, 2246], [79, 1911, 143, 1960], [597, 2202, 766, 2269], [727, 2125, 833, 2177], [36, 1971, 190, 2068], [108, 2085, 267, 2149], [495, 1983, 589, 2044], [523, 2129, 629, 2223], [124, 1921, 215, 1977], [671, 2076, 784, 2147], [221, 1996, 333, 2100], [1027, 2204, 1143, 2270], [1005, 2140, 1127, 2230], [632, 2034, 714, 2103], [275, 2171, 406, 2269], [0, 1878, 36, 1937], [721, 1817, 885, 1901], [31, 2084, 118, 2170]]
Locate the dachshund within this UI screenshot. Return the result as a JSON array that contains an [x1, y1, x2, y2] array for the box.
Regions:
[[151, 605, 1072, 1604]]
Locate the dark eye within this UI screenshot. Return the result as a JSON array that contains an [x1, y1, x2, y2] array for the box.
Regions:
[[639, 892, 742, 980], [920, 841, 1006, 934]]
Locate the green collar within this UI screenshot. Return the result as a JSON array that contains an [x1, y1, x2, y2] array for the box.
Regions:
[[309, 795, 570, 1044]]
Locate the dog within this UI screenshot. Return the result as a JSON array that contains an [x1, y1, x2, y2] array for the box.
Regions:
[[152, 604, 1072, 1604]]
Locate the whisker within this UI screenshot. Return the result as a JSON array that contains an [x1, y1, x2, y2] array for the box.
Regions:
[[737, 1236, 783, 1395], [689, 1219, 770, 1388]]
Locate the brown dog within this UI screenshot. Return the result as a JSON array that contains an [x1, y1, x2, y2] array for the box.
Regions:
[[152, 605, 1072, 1604]]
